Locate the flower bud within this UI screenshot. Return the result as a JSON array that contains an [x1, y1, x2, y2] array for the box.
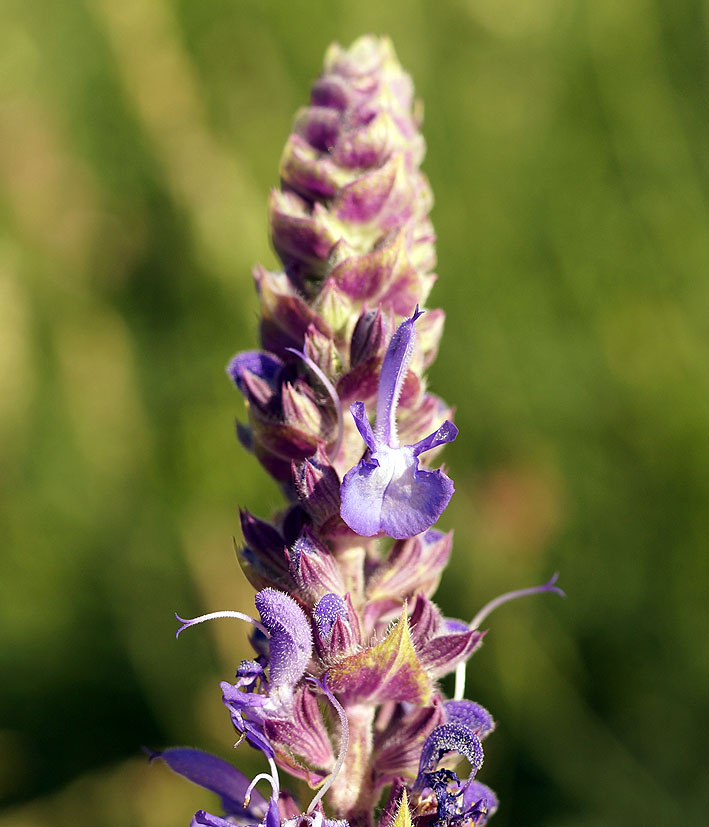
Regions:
[[350, 307, 390, 368], [292, 445, 342, 528], [287, 529, 345, 603]]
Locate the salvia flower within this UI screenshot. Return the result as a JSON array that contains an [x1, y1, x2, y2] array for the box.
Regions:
[[152, 35, 565, 827], [340, 308, 458, 539]]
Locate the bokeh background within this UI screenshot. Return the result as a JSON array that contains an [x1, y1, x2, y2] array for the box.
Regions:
[[2, 1, 708, 825]]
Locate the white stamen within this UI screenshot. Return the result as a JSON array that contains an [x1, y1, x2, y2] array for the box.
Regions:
[[175, 610, 270, 639], [243, 757, 280, 807]]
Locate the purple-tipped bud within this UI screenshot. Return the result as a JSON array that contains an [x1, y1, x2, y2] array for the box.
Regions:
[[350, 307, 390, 368], [313, 592, 349, 641], [288, 530, 345, 602], [292, 446, 343, 528], [304, 325, 341, 377], [240, 510, 287, 563], [237, 511, 291, 592], [282, 380, 332, 440], [312, 592, 360, 660], [228, 350, 284, 410], [314, 279, 353, 335]]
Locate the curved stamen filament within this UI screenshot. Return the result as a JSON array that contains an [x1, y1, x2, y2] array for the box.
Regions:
[[454, 574, 565, 700], [286, 347, 343, 461], [470, 573, 565, 630], [306, 675, 349, 814], [243, 757, 280, 807], [175, 610, 270, 640]]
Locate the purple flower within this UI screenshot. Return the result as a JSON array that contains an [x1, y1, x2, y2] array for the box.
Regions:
[[339, 308, 458, 539], [414, 721, 497, 827]]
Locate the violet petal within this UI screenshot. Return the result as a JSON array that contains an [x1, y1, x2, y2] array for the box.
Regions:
[[416, 723, 484, 790], [150, 747, 265, 816], [375, 308, 423, 446], [340, 445, 455, 539], [191, 811, 237, 827], [379, 459, 455, 539], [410, 420, 458, 457], [350, 400, 377, 452], [462, 780, 499, 825], [254, 589, 313, 689], [444, 700, 496, 739]]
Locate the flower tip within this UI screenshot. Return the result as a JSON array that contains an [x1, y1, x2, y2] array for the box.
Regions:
[[545, 572, 566, 599], [175, 613, 190, 639], [411, 304, 425, 322]]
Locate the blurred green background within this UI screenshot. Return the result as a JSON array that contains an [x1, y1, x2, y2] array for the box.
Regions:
[[1, 0, 708, 825]]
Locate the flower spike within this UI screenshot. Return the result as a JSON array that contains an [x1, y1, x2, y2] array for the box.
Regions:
[[155, 35, 566, 827]]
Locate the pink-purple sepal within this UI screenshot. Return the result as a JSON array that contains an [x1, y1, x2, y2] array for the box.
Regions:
[[409, 595, 485, 679], [255, 265, 332, 352], [329, 232, 432, 316], [264, 684, 334, 788], [365, 529, 453, 626], [371, 698, 445, 789]]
